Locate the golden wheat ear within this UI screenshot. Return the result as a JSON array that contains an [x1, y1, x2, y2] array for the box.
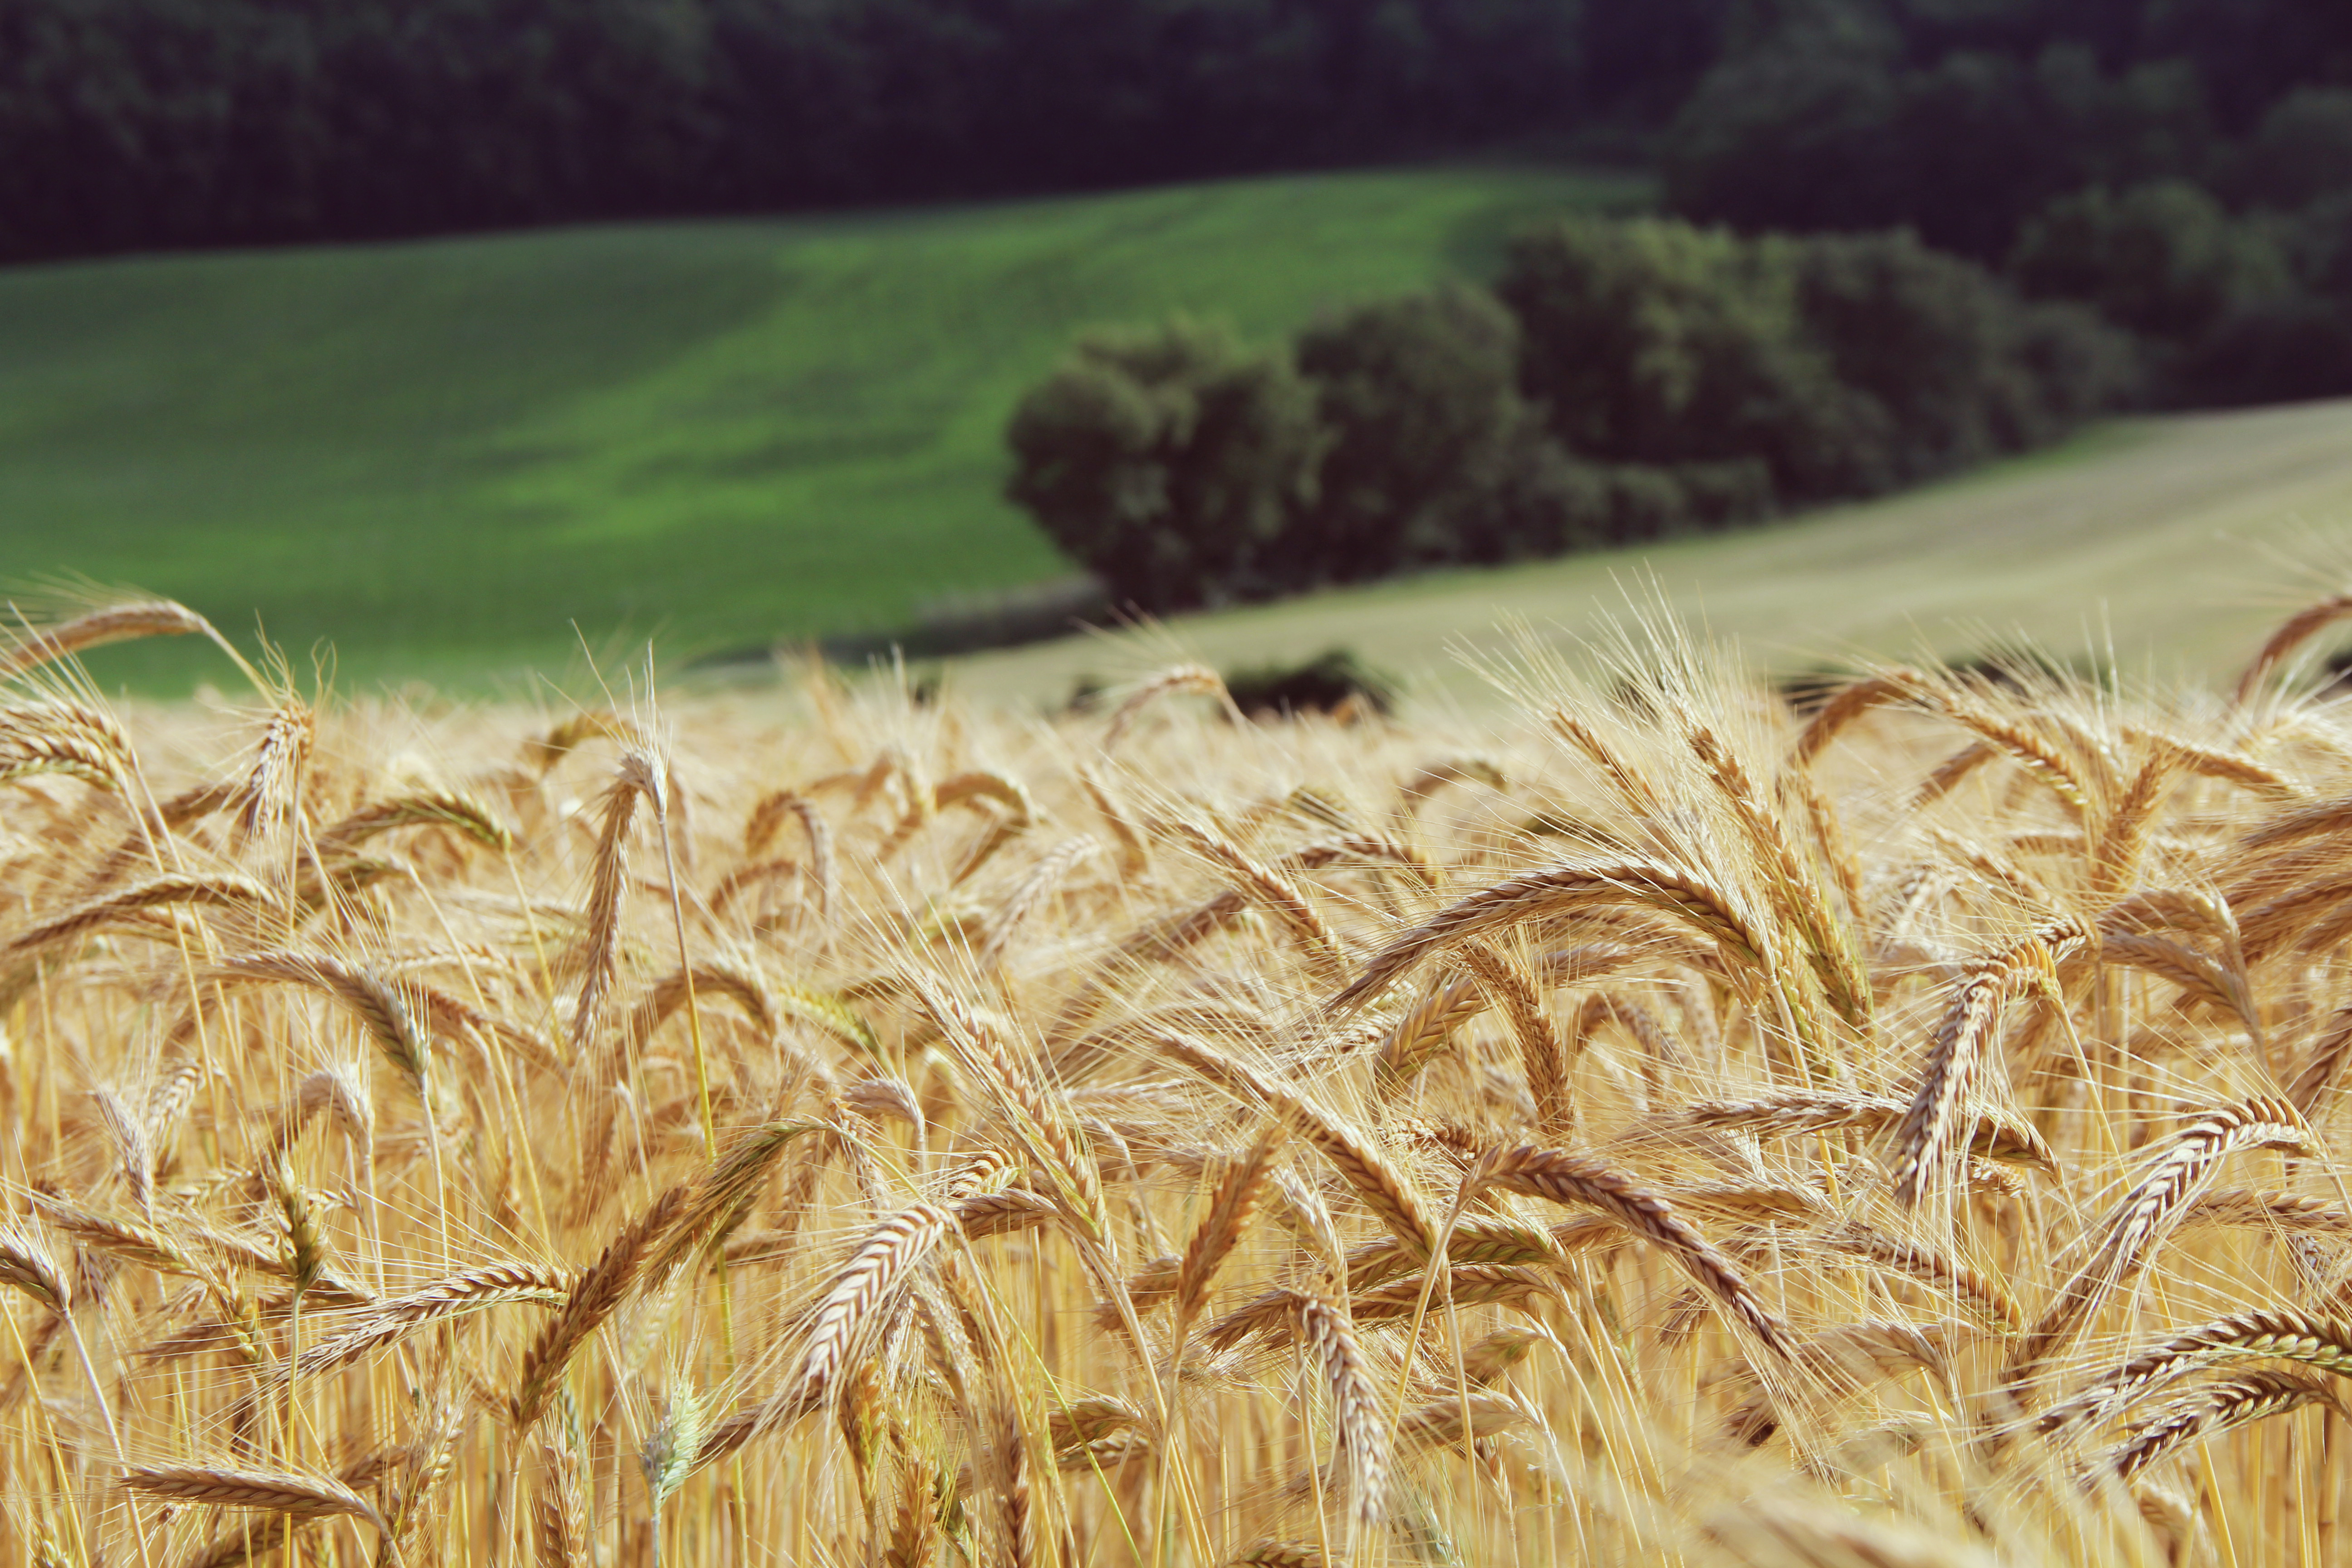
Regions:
[[2035, 1307, 2352, 1441], [509, 1182, 691, 1429], [0, 597, 262, 689], [2008, 1098, 2314, 1388], [2234, 591, 2352, 706], [1470, 1143, 1796, 1361], [1103, 663, 1229, 750], [1290, 1288, 1389, 1530], [119, 1463, 388, 1533], [2098, 1368, 2347, 1482], [1888, 914, 2090, 1210]]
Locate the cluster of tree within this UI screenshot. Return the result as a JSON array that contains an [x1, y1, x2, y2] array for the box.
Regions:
[[10, 0, 2352, 311], [1007, 218, 2131, 612], [1665, 0, 2352, 404], [0, 0, 1712, 260]]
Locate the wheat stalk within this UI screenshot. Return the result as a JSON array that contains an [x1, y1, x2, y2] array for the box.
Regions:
[[0, 599, 225, 680], [213, 950, 435, 1093], [1104, 665, 1227, 750], [510, 1183, 690, 1428], [1691, 724, 1870, 1026], [531, 1426, 588, 1568], [1791, 670, 1923, 766], [913, 976, 1107, 1241], [1470, 1144, 1793, 1358], [571, 750, 663, 1058], [2036, 1307, 2352, 1438], [1819, 1223, 2024, 1333], [2099, 1368, 2347, 1480], [786, 1203, 956, 1414], [281, 1263, 571, 1383], [121, 1464, 387, 1533], [2184, 1188, 2352, 1236], [316, 789, 514, 856], [1889, 914, 2089, 1208], [2012, 1098, 2317, 1387], [2233, 591, 2352, 705], [1156, 1030, 1436, 1257], [1291, 1288, 1388, 1530], [1170, 817, 1348, 985], [1330, 857, 1775, 1016], [1171, 1129, 1283, 1348], [5, 872, 277, 959], [234, 698, 314, 846]]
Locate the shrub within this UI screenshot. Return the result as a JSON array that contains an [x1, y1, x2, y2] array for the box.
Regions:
[[1497, 217, 1874, 504], [2008, 181, 2291, 344], [1458, 449, 1779, 556], [1658, 37, 1914, 242], [1663, 36, 2214, 262], [2285, 192, 2352, 299], [1222, 646, 1398, 718], [2009, 296, 2150, 428], [1655, 17, 2352, 412], [1004, 318, 1323, 613], [1431, 421, 1616, 563], [1007, 289, 1631, 610], [2177, 293, 2352, 404], [1008, 216, 2136, 614], [1499, 217, 2127, 507], [2227, 88, 2352, 211], [2005, 181, 2334, 404], [1794, 229, 2136, 475], [1287, 284, 1539, 586]]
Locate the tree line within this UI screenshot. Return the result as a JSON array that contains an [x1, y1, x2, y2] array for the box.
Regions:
[[1666, 0, 2352, 405], [1004, 0, 2352, 612], [6, 0, 2347, 268], [1007, 220, 2131, 613], [18, 0, 2352, 625], [0, 0, 1698, 260]]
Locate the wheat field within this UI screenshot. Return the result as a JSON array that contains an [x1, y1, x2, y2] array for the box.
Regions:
[[8, 594, 2352, 1567]]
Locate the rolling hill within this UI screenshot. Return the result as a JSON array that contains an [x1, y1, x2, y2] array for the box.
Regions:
[[0, 164, 1644, 691], [937, 396, 2352, 710]]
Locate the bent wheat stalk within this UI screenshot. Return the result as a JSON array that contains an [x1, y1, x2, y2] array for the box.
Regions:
[[1330, 857, 1774, 1015], [1889, 914, 2089, 1208], [2098, 1368, 2347, 1481], [5, 872, 278, 959], [0, 598, 251, 684], [278, 1263, 572, 1384], [2012, 1098, 2317, 1389], [1292, 1288, 1389, 1529], [1156, 1030, 1436, 1256], [2233, 590, 2352, 706], [121, 1463, 387, 1534], [510, 1183, 690, 1428], [2036, 1307, 2352, 1437], [1470, 1143, 1794, 1360]]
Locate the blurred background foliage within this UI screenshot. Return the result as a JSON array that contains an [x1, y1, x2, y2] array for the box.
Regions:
[[9, 0, 2352, 676], [0, 0, 1605, 259], [1007, 221, 2132, 612], [993, 0, 2352, 613], [1663, 0, 2352, 409], [12, 0, 2347, 278]]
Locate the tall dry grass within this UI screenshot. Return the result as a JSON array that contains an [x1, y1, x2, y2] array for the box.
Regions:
[[8, 593, 2352, 1565]]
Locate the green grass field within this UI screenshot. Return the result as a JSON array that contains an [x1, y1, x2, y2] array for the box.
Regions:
[[0, 163, 1645, 692], [940, 395, 2352, 709]]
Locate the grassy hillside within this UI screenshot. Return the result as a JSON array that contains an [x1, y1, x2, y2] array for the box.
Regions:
[[941, 396, 2352, 708], [0, 164, 1643, 692]]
